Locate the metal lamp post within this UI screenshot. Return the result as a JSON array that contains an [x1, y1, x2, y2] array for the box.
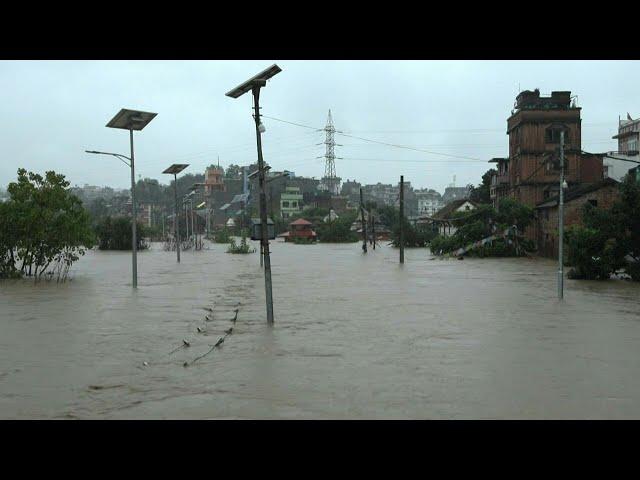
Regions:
[[549, 123, 568, 300], [87, 109, 156, 289], [226, 64, 282, 326], [162, 164, 190, 263]]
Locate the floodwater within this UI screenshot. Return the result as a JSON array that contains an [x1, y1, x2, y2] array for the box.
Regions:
[[1, 239, 639, 419]]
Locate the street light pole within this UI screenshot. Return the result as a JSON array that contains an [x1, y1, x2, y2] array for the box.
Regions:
[[129, 128, 138, 288], [174, 173, 181, 262], [253, 84, 274, 325], [558, 130, 565, 300], [163, 164, 189, 262], [226, 64, 281, 326]]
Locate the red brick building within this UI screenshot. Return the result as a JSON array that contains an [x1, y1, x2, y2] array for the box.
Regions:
[[535, 178, 619, 258], [493, 89, 605, 246]]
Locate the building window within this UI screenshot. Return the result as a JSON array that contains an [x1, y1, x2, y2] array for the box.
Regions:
[[282, 201, 289, 208], [588, 199, 598, 207], [545, 127, 569, 144]]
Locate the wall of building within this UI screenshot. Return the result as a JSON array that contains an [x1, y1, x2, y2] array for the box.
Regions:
[[536, 184, 619, 258]]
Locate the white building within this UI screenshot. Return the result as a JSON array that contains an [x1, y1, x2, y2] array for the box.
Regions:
[[415, 189, 443, 216], [607, 115, 640, 181]]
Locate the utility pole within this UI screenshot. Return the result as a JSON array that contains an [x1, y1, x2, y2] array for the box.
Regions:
[[399, 175, 404, 264], [558, 131, 565, 299], [360, 187, 367, 253]]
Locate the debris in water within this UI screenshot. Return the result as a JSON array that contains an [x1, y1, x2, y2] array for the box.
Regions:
[[143, 361, 149, 366], [183, 339, 191, 347]]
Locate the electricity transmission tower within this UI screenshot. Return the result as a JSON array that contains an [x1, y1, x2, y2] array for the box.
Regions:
[[319, 109, 342, 195]]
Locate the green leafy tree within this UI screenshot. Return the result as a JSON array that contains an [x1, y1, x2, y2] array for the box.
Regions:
[[224, 164, 242, 180], [1, 169, 95, 279], [315, 211, 359, 243], [94, 216, 149, 250], [469, 169, 496, 205], [428, 198, 534, 256], [565, 175, 640, 280]]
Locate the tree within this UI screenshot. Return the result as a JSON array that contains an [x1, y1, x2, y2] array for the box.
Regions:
[[469, 168, 496, 205], [565, 175, 640, 280], [94, 216, 149, 251], [315, 211, 359, 243], [1, 169, 95, 280], [224, 164, 242, 179], [428, 198, 534, 256]]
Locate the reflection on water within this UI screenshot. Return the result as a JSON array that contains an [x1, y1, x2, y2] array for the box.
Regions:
[[1, 240, 639, 419]]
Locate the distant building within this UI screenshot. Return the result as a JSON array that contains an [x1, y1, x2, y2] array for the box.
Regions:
[[441, 186, 470, 205], [414, 188, 443, 216], [430, 199, 477, 237], [606, 115, 640, 181], [204, 166, 225, 194], [280, 186, 303, 219]]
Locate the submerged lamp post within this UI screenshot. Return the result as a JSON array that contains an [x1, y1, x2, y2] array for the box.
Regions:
[[162, 163, 190, 263], [549, 122, 569, 300], [226, 64, 281, 326], [86, 108, 156, 289]]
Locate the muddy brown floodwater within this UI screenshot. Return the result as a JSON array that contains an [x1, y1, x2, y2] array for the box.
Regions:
[[1, 240, 640, 419]]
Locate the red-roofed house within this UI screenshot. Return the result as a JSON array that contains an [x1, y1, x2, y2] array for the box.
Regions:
[[279, 218, 317, 243]]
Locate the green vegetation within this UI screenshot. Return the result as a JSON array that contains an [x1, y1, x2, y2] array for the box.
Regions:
[[428, 198, 535, 256], [566, 175, 640, 280], [94, 216, 149, 251], [468, 168, 496, 205], [213, 227, 232, 244], [0, 169, 95, 280], [227, 230, 255, 254], [315, 211, 359, 243], [285, 208, 359, 243], [377, 205, 437, 248]]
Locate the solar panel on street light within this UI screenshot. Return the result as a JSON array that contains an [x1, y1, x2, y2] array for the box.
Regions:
[[162, 164, 190, 175], [106, 108, 157, 131], [225, 64, 282, 98]]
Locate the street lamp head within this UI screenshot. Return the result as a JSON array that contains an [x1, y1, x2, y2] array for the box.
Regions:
[[106, 108, 157, 131], [225, 64, 282, 99], [562, 180, 568, 189], [258, 122, 266, 133]]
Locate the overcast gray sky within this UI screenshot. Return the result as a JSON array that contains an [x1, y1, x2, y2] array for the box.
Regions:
[[1, 60, 638, 194]]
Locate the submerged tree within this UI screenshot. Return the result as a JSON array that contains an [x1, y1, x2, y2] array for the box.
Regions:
[[1, 169, 95, 280]]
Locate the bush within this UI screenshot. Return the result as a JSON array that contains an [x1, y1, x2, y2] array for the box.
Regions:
[[564, 225, 624, 280], [292, 237, 315, 245], [227, 232, 255, 254], [316, 212, 359, 243], [94, 216, 149, 251], [213, 227, 232, 244], [625, 260, 640, 281]]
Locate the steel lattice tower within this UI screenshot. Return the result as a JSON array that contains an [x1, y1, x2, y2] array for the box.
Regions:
[[321, 109, 340, 195]]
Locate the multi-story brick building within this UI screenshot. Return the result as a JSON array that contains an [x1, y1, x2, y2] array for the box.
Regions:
[[499, 89, 604, 245]]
